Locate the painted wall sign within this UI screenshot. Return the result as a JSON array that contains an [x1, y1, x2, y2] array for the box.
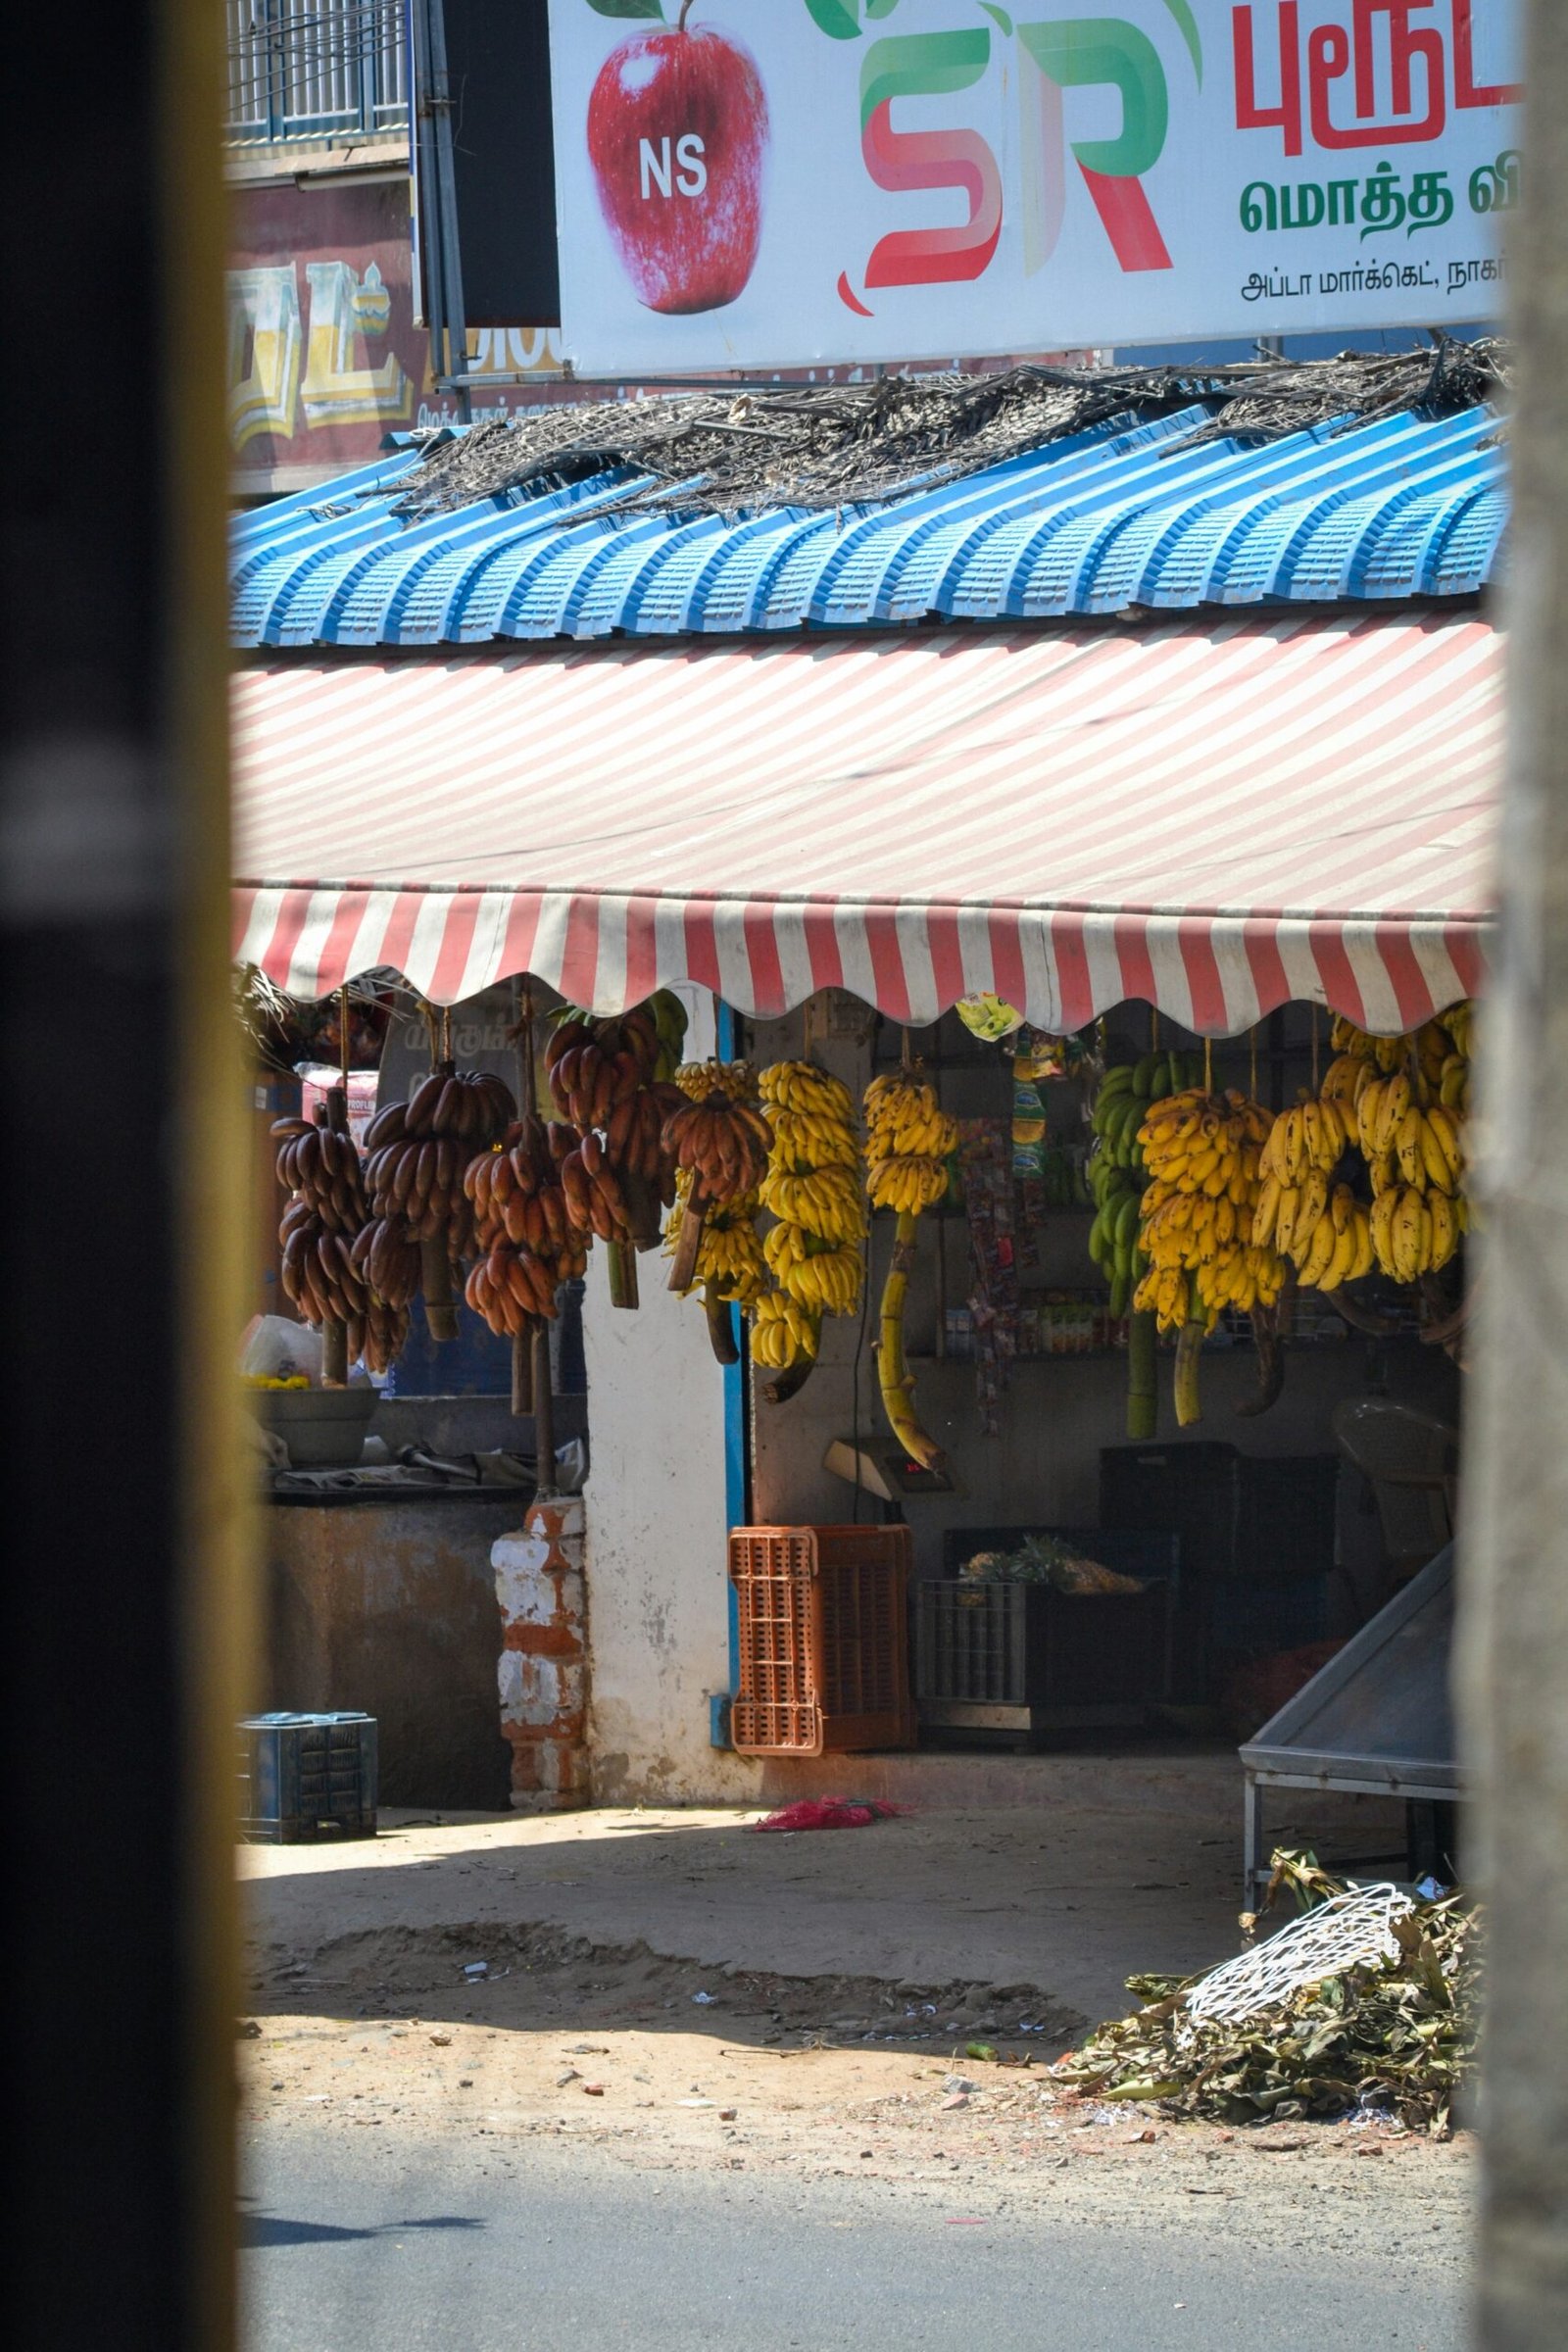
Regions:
[[546, 0, 1520, 371], [228, 177, 574, 487]]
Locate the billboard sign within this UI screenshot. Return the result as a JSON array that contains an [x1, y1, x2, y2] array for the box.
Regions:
[[545, 0, 1520, 372]]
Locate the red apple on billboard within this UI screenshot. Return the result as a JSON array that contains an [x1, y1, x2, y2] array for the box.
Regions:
[[586, 6, 769, 316]]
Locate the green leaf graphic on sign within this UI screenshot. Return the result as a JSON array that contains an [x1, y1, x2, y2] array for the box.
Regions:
[[586, 0, 665, 21], [977, 3, 1013, 30], [1159, 0, 1201, 84], [866, 0, 904, 18], [804, 0, 862, 35]]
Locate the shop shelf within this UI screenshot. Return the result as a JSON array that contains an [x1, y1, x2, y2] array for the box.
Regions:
[[728, 1526, 916, 1757], [238, 1711, 378, 1843]]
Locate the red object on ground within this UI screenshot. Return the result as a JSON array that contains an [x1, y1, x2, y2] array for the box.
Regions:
[[749, 1797, 907, 1834]]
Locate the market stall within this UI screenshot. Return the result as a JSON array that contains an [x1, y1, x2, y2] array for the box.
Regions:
[[226, 364, 1501, 1807]]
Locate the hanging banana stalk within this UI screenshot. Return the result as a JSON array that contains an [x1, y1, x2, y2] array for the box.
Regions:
[[1173, 1321, 1205, 1429], [864, 1063, 956, 1469], [1126, 1308, 1158, 1440], [879, 1210, 946, 1473]]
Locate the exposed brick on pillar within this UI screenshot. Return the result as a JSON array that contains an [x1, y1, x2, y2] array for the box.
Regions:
[[492, 1496, 588, 1813]]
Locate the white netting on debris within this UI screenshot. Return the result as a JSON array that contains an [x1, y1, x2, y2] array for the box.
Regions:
[[1183, 1886, 1415, 2027]]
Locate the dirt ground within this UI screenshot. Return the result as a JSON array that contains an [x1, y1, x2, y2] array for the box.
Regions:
[[240, 1790, 1472, 2265]]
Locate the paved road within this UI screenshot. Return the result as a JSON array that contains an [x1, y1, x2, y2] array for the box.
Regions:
[[243, 2127, 1464, 2352]]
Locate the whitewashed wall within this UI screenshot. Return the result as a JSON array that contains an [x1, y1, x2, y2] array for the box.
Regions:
[[580, 988, 761, 1803]]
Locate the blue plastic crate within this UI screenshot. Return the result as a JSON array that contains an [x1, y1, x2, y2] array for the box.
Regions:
[[238, 1711, 377, 1843]]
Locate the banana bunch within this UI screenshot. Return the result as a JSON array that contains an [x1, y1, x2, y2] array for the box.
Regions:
[[750, 1289, 820, 1371], [547, 1005, 662, 1130], [1264, 1096, 1351, 1185], [1091, 1052, 1203, 1165], [756, 1062, 865, 1334], [273, 1104, 411, 1370], [1251, 1094, 1370, 1291], [1329, 1014, 1410, 1075], [863, 1067, 952, 1473], [1133, 1088, 1285, 1333], [648, 988, 689, 1082], [1347, 1073, 1466, 1282], [463, 1114, 589, 1336], [863, 1069, 957, 1213], [1353, 1075, 1465, 1200], [277, 1196, 409, 1371], [677, 1056, 757, 1103], [1370, 1183, 1464, 1283], [1254, 1174, 1374, 1291], [1087, 1164, 1146, 1323], [1435, 1001, 1473, 1114], [662, 1067, 773, 1203], [762, 1223, 862, 1316], [664, 1179, 768, 1307], [273, 1110, 369, 1235], [1085, 1060, 1188, 1318], [362, 1064, 516, 1250]]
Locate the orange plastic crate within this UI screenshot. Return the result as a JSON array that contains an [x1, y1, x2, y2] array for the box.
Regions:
[[728, 1525, 916, 1757]]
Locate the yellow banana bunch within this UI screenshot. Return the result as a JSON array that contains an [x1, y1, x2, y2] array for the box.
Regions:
[[760, 1060, 856, 1122], [1329, 1016, 1408, 1074], [1135, 1088, 1285, 1335], [1260, 1178, 1376, 1292], [1320, 1053, 1377, 1110], [863, 1071, 960, 1163], [866, 1153, 951, 1216], [1354, 1081, 1463, 1198], [1371, 1183, 1465, 1283], [1444, 999, 1475, 1060], [676, 1056, 758, 1102], [751, 1290, 821, 1369], [664, 1178, 768, 1305], [1432, 1000, 1474, 1113], [749, 1062, 865, 1348], [764, 1224, 861, 1315], [767, 1107, 860, 1170], [761, 1159, 867, 1244], [1260, 1097, 1349, 1189]]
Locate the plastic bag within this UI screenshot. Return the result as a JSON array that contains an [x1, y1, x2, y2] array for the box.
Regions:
[[749, 1797, 907, 1834], [238, 1314, 322, 1385]]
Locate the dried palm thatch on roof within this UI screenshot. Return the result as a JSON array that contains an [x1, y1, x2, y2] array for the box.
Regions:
[[392, 338, 1505, 525]]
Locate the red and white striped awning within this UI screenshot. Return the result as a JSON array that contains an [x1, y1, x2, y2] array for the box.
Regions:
[[232, 612, 1499, 1036]]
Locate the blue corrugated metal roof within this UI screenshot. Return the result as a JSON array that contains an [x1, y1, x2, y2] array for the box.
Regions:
[[230, 402, 1505, 652]]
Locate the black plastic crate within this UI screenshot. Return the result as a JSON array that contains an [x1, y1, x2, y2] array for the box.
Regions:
[[918, 1528, 1176, 1741], [915, 1583, 1169, 1740], [239, 1711, 377, 1843], [1100, 1442, 1240, 1583], [1234, 1455, 1341, 1581], [1207, 1571, 1331, 1660], [1102, 1446, 1341, 1581]]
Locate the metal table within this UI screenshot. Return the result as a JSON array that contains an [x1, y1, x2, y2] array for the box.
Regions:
[[1239, 1544, 1462, 1902]]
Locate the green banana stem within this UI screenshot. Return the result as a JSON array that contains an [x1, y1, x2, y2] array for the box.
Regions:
[[877, 1210, 946, 1472], [1173, 1321, 1204, 1428], [1127, 1309, 1158, 1440]]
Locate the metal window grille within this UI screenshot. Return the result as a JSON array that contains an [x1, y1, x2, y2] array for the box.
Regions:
[[225, 1, 409, 146]]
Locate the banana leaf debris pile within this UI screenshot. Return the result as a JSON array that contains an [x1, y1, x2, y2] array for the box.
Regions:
[[1051, 1851, 1480, 2136]]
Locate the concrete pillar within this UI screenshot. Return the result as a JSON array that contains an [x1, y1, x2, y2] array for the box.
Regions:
[[493, 1496, 589, 1811]]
